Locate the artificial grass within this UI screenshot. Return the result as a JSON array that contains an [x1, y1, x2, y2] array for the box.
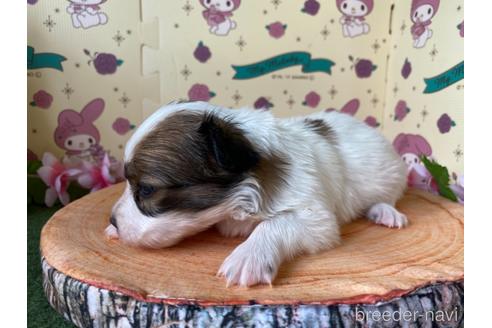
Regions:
[[27, 205, 74, 328]]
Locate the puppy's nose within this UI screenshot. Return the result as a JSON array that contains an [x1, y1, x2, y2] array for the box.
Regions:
[[110, 215, 118, 229]]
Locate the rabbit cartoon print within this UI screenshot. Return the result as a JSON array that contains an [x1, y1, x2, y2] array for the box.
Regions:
[[54, 98, 105, 161], [410, 0, 440, 48], [336, 0, 374, 38], [200, 0, 241, 36], [66, 0, 109, 29]]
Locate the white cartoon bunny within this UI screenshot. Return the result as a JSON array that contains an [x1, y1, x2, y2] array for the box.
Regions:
[[336, 0, 373, 38], [410, 0, 440, 49], [200, 0, 241, 36], [67, 0, 108, 29]]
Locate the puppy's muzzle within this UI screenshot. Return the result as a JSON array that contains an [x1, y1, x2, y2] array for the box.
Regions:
[[105, 214, 120, 240]]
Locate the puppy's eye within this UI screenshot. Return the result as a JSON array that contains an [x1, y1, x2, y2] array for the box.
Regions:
[[361, 4, 365, 11], [427, 8, 432, 15], [138, 185, 155, 198], [343, 3, 347, 9]]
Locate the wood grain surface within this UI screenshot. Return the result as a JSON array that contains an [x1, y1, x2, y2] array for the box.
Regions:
[[40, 183, 463, 306]]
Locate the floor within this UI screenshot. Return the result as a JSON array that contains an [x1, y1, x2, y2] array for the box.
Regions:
[[28, 205, 74, 328]]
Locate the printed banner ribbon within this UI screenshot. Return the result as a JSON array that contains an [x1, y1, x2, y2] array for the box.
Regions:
[[423, 61, 464, 94], [232, 52, 335, 79], [27, 46, 66, 71]]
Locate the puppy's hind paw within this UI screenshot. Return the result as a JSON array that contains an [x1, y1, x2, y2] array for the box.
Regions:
[[367, 203, 408, 229]]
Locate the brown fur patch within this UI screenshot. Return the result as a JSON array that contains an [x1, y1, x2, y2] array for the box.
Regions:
[[304, 118, 336, 141], [126, 110, 261, 216]]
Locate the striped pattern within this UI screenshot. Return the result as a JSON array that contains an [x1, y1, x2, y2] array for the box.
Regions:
[[42, 258, 463, 328]]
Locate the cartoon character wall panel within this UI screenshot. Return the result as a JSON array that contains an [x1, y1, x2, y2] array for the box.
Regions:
[[145, 0, 393, 127], [28, 0, 463, 181], [382, 0, 463, 177], [28, 0, 143, 161]]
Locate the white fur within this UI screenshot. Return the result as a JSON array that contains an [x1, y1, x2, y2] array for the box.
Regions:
[[110, 102, 407, 287]]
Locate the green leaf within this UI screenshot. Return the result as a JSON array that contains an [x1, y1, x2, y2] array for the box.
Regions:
[[439, 184, 459, 202], [117, 59, 124, 66], [27, 175, 47, 205], [67, 182, 90, 200], [421, 156, 458, 202], [27, 160, 43, 174]]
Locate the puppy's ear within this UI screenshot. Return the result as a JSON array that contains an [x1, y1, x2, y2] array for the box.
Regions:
[[199, 113, 260, 173]]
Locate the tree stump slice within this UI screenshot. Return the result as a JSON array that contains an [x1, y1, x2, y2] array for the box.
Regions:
[[41, 183, 464, 328]]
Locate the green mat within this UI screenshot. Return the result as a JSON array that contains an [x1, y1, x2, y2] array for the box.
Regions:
[[27, 205, 74, 328]]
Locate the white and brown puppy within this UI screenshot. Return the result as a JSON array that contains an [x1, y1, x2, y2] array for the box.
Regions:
[[106, 101, 407, 287]]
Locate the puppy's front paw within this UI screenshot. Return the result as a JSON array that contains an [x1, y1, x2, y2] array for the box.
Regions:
[[104, 224, 119, 240], [218, 242, 278, 287]]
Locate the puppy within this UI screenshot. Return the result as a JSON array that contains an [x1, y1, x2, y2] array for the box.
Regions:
[[106, 101, 407, 287]]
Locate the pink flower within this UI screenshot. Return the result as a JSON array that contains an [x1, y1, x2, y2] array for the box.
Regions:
[[267, 22, 287, 39], [301, 0, 320, 16], [458, 21, 464, 38], [407, 163, 439, 195], [31, 90, 53, 109], [437, 114, 456, 134], [450, 174, 464, 204], [394, 100, 410, 121], [188, 83, 216, 101], [339, 98, 360, 116], [254, 97, 273, 110], [401, 58, 412, 79], [112, 118, 135, 135], [37, 153, 81, 206], [364, 116, 380, 127], [93, 53, 123, 75], [194, 42, 212, 63], [78, 154, 116, 192], [354, 59, 377, 78], [303, 91, 321, 108]]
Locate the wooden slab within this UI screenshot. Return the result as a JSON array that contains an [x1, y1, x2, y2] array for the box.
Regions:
[[40, 183, 463, 306]]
